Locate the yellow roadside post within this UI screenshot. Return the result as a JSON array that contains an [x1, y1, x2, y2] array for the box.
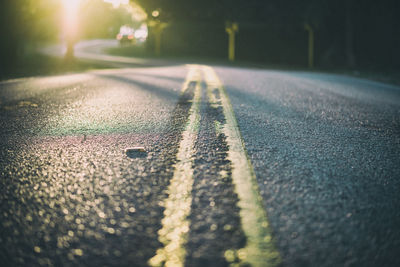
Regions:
[[304, 23, 314, 68], [148, 10, 168, 56], [153, 22, 168, 56], [225, 22, 239, 62]]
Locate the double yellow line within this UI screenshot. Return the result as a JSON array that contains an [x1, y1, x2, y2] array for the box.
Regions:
[[149, 65, 280, 267]]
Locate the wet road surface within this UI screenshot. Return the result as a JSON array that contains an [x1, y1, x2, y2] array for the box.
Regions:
[[1, 43, 400, 267]]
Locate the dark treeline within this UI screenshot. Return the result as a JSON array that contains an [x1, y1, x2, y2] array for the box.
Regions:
[[137, 0, 400, 68], [0, 0, 61, 74], [0, 0, 399, 72]]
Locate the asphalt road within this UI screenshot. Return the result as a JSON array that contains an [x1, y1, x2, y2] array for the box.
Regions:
[[1, 41, 399, 267]]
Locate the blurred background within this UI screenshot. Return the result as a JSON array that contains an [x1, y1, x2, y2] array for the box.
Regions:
[[0, 0, 399, 78]]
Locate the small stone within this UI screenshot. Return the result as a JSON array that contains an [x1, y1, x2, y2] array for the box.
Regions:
[[125, 147, 146, 153], [125, 147, 147, 158]]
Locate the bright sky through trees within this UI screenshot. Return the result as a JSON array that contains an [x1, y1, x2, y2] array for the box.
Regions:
[[60, 0, 145, 42], [62, 0, 80, 39], [104, 0, 129, 8]]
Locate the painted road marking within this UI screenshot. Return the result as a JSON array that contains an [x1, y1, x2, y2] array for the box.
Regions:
[[203, 66, 281, 267], [150, 65, 280, 266], [148, 65, 202, 267]]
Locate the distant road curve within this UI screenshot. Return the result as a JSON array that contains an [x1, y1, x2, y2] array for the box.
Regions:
[[40, 39, 173, 67]]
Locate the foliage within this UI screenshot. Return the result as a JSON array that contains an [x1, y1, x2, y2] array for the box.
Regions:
[[132, 0, 400, 68], [79, 0, 137, 39], [0, 0, 136, 74], [0, 0, 61, 72], [1, 0, 399, 73]]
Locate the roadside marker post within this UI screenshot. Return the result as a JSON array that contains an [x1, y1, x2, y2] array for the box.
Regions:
[[148, 21, 168, 56], [148, 10, 169, 56], [304, 23, 314, 69], [226, 22, 239, 62]]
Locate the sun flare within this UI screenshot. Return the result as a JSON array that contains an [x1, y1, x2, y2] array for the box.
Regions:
[[62, 0, 80, 38]]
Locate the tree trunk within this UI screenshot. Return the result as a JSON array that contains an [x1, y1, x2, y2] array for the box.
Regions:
[[65, 40, 75, 62]]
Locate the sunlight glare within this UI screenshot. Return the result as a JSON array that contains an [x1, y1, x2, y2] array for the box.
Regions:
[[62, 0, 80, 38]]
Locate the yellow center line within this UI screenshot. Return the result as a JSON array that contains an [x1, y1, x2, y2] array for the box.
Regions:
[[148, 65, 202, 267], [203, 66, 281, 267]]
